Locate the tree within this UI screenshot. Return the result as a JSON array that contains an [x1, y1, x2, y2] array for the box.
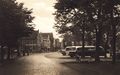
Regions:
[[101, 0, 120, 63], [0, 0, 34, 60], [54, 0, 120, 63], [54, 0, 101, 60], [54, 0, 91, 58]]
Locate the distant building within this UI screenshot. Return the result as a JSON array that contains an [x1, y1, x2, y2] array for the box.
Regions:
[[39, 33, 54, 52], [19, 30, 41, 52], [54, 39, 61, 50]]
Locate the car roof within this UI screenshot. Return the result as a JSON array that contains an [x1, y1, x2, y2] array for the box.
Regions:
[[66, 46, 95, 48], [65, 46, 76, 48], [76, 46, 95, 48]]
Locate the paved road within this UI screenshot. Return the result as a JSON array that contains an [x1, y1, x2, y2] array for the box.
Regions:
[[0, 52, 80, 75], [0, 52, 120, 75]]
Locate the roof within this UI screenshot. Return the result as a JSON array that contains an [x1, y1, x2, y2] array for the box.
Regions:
[[40, 33, 54, 40], [40, 33, 53, 37]]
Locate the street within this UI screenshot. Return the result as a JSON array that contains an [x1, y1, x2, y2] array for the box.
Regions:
[[0, 52, 120, 75], [0, 52, 79, 75], [0, 0, 120, 75]]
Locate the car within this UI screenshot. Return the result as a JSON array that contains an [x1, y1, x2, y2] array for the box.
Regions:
[[68, 46, 82, 57], [60, 46, 78, 57], [110, 50, 120, 59], [65, 46, 76, 56], [116, 51, 120, 59], [76, 46, 107, 57], [61, 46, 81, 57], [60, 49, 66, 56]]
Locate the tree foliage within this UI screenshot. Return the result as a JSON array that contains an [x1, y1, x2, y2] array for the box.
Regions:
[[0, 0, 34, 48], [54, 0, 120, 63], [0, 0, 34, 60]]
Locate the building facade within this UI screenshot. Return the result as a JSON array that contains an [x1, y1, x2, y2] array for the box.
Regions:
[[19, 30, 41, 52], [54, 39, 61, 50], [39, 33, 54, 52]]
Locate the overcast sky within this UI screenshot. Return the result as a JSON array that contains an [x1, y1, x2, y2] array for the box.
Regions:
[[16, 0, 58, 38]]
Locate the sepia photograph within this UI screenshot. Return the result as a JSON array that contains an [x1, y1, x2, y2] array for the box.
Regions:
[[0, 0, 120, 75]]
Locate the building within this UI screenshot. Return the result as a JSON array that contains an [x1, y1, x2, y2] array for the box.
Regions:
[[19, 30, 41, 52], [39, 33, 54, 52], [54, 39, 61, 50]]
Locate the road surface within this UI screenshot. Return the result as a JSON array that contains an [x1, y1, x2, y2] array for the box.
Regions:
[[0, 52, 120, 75], [0, 52, 80, 75]]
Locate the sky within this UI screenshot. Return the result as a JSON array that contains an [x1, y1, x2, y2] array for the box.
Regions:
[[16, 0, 58, 38]]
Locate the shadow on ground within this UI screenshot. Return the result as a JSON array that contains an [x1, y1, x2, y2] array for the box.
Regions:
[[60, 61, 120, 75]]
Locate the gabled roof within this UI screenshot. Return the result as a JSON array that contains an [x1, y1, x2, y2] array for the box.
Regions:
[[40, 33, 53, 38]]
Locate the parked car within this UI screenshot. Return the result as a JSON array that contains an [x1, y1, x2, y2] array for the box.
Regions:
[[110, 50, 120, 59], [61, 46, 83, 57], [60, 49, 66, 56], [65, 46, 76, 56], [60, 46, 78, 57], [68, 46, 81, 57], [116, 51, 120, 59], [76, 46, 107, 57]]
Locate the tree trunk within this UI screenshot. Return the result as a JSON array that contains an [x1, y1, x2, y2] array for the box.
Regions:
[[0, 46, 4, 62], [17, 48, 20, 56], [7, 47, 11, 60], [112, 23, 116, 64], [95, 2, 102, 62], [110, 9, 116, 64], [104, 32, 109, 58], [81, 25, 85, 58], [95, 29, 100, 62]]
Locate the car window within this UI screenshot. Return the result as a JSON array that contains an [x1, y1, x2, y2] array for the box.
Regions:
[[84, 48, 94, 51], [66, 48, 71, 51], [76, 46, 105, 52], [77, 48, 82, 51], [72, 47, 76, 50], [77, 47, 95, 51], [66, 47, 76, 51], [87, 48, 95, 51]]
